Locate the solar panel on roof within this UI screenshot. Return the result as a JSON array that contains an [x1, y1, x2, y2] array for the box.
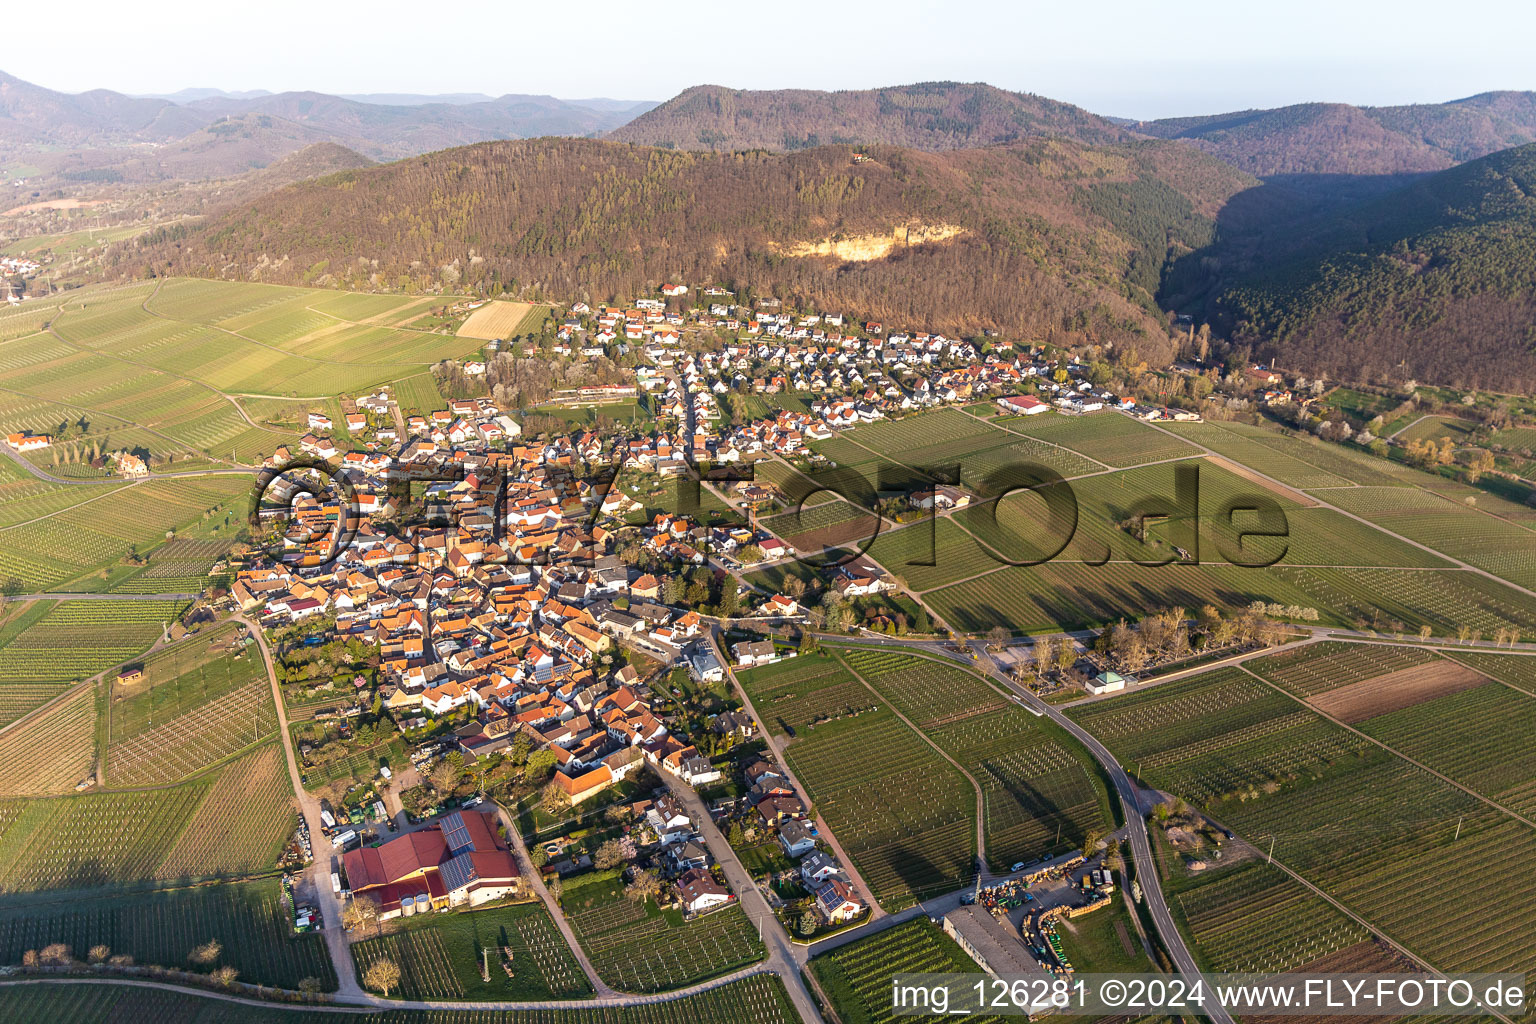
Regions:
[[440, 810, 473, 854], [440, 851, 478, 893]]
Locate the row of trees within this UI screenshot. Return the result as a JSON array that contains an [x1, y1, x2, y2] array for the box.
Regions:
[[1092, 604, 1293, 674]]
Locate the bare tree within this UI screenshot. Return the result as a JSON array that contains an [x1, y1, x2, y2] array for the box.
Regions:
[[594, 839, 625, 870], [625, 868, 663, 903], [363, 956, 401, 997], [188, 939, 221, 965], [342, 894, 380, 935]]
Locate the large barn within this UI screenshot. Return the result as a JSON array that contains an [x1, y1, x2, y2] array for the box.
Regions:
[[341, 809, 519, 918]]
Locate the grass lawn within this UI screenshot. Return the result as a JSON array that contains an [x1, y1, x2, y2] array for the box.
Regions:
[[737, 840, 796, 876], [1056, 899, 1150, 974]]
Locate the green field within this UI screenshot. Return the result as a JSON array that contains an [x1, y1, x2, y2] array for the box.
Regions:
[[0, 877, 335, 989], [0, 744, 293, 892], [739, 653, 976, 908], [0, 474, 247, 593], [809, 919, 1004, 1024], [807, 407, 1106, 493], [0, 683, 96, 796], [1355, 673, 1536, 818], [758, 498, 876, 548], [1397, 415, 1479, 444], [1055, 899, 1151, 975], [1244, 640, 1436, 696], [856, 454, 1485, 635], [1068, 667, 1371, 804], [0, 278, 485, 488], [1164, 419, 1410, 489], [2, 223, 161, 258], [106, 624, 273, 786], [353, 901, 591, 1000], [1073, 653, 1536, 982], [1170, 859, 1380, 975], [832, 647, 1110, 870], [0, 598, 183, 725], [999, 410, 1202, 468], [1327, 485, 1536, 594]]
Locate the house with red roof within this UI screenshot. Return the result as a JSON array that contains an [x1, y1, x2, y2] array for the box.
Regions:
[[341, 809, 518, 919]]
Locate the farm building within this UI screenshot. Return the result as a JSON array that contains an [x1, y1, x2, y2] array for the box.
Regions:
[[341, 809, 518, 919], [1085, 670, 1132, 695], [4, 432, 51, 452], [944, 904, 1050, 984], [995, 394, 1048, 415]]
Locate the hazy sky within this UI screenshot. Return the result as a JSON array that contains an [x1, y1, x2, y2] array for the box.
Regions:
[[18, 0, 1536, 119]]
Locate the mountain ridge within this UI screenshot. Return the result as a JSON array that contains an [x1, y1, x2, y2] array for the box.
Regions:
[[0, 71, 654, 186], [1135, 92, 1536, 176], [608, 82, 1134, 151], [114, 135, 1257, 365]]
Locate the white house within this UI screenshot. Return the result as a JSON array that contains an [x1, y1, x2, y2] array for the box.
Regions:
[[778, 819, 817, 858]]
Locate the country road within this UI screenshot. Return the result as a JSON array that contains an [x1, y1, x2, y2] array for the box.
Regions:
[[659, 774, 825, 1024], [0, 443, 253, 485], [821, 634, 1239, 1024], [241, 614, 364, 1001]]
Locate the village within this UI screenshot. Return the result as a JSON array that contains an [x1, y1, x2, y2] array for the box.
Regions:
[[197, 281, 1340, 982]]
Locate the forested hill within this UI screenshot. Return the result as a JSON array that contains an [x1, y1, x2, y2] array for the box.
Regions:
[[608, 82, 1133, 151], [116, 136, 1253, 362], [1212, 143, 1536, 388], [1136, 92, 1536, 177]]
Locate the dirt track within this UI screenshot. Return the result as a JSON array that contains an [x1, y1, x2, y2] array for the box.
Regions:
[[1204, 454, 1320, 507]]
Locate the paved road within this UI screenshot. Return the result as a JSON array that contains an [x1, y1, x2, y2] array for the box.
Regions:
[[0, 442, 253, 485], [824, 635, 1238, 1024], [242, 615, 364, 1001], [0, 443, 253, 486], [492, 802, 615, 997], [660, 775, 824, 1024], [0, 966, 787, 1013]]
